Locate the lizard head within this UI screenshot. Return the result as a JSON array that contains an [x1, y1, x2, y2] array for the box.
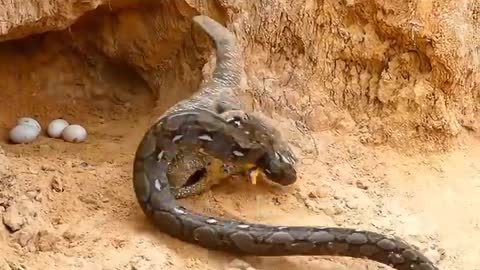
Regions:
[[224, 111, 298, 186]]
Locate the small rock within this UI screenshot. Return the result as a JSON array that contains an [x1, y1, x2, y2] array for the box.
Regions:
[[225, 259, 255, 270], [130, 255, 152, 270], [185, 258, 200, 268], [345, 200, 359, 209], [51, 217, 62, 226], [34, 193, 43, 202], [37, 230, 60, 252], [356, 180, 368, 190], [424, 248, 442, 264], [307, 189, 327, 199], [79, 161, 89, 168], [62, 230, 77, 242], [0, 193, 9, 207], [51, 177, 64, 192], [25, 190, 40, 200], [41, 165, 55, 172], [16, 230, 34, 247], [271, 197, 281, 206], [303, 199, 316, 210], [2, 206, 26, 232], [322, 204, 343, 216]]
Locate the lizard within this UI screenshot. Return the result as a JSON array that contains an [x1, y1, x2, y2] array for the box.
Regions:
[[162, 15, 245, 116], [132, 107, 439, 270], [132, 14, 438, 269], [152, 14, 298, 199], [170, 109, 297, 199]]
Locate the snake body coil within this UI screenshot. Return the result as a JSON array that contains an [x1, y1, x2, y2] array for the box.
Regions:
[[132, 109, 438, 270]]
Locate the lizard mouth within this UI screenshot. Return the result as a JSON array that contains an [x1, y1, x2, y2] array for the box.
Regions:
[[182, 168, 207, 187]]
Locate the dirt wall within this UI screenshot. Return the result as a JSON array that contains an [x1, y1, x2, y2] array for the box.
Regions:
[[0, 0, 478, 150]]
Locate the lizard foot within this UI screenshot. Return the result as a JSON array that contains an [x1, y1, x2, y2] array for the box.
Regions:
[[248, 167, 262, 185]]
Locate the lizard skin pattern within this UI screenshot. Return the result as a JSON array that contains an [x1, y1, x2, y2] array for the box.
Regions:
[[132, 108, 439, 270], [163, 15, 244, 115]]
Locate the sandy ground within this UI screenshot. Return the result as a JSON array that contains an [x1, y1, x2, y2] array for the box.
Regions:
[[0, 91, 479, 270]]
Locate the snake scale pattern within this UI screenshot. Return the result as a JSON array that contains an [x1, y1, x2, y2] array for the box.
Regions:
[[131, 15, 439, 270]]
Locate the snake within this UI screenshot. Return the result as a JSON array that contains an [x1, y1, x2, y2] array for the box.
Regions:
[[132, 108, 438, 270], [131, 15, 439, 270]]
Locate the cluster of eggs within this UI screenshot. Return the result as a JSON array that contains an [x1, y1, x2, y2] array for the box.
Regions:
[[9, 117, 87, 144]]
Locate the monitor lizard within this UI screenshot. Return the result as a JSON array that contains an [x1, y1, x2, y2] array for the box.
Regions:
[[155, 15, 298, 198]]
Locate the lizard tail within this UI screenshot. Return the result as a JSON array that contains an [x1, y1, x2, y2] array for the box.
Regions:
[[193, 15, 243, 92], [133, 110, 439, 270]]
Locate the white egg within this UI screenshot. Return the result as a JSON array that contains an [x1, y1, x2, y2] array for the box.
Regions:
[[17, 117, 41, 133], [47, 119, 70, 138], [9, 124, 39, 144], [62, 124, 87, 143]]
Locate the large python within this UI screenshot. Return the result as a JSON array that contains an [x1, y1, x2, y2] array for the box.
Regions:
[[132, 108, 438, 270], [132, 15, 439, 270]]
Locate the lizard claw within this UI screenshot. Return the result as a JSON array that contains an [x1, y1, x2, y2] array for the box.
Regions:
[[248, 167, 262, 185]]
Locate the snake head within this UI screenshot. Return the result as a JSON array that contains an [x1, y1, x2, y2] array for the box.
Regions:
[[257, 149, 297, 185]]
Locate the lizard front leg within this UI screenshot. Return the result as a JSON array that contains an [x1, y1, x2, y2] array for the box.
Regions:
[[172, 157, 258, 199], [207, 158, 260, 186], [171, 157, 228, 199], [167, 149, 249, 199]]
